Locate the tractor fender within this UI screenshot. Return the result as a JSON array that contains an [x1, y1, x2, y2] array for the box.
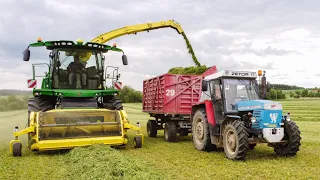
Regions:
[[220, 115, 241, 135]]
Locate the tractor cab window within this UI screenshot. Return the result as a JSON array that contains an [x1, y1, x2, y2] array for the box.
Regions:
[[223, 78, 259, 112], [52, 49, 103, 89]]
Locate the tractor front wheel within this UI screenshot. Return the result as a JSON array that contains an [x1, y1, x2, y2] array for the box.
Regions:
[[147, 120, 157, 137], [273, 120, 301, 156], [223, 120, 249, 160]]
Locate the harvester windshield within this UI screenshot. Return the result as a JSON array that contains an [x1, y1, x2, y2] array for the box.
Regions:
[[53, 48, 104, 89], [223, 79, 259, 111]]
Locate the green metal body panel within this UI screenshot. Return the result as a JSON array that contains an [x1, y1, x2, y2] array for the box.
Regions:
[[28, 40, 123, 98], [33, 89, 119, 98]]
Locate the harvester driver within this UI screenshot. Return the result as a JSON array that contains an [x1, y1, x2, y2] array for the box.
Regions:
[[67, 55, 87, 88]]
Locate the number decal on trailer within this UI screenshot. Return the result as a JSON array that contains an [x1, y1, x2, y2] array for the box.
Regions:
[[166, 89, 175, 96]]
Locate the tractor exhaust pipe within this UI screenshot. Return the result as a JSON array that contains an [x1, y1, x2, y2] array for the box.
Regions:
[[260, 70, 267, 99]]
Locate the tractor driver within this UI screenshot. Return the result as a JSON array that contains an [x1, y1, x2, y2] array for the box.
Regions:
[[67, 55, 87, 87]]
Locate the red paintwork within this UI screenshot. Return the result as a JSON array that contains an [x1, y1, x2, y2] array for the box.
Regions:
[[142, 66, 218, 116], [204, 100, 216, 125], [142, 73, 202, 115]]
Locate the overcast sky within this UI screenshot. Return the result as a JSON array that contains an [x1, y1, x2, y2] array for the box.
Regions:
[[0, 0, 319, 91]]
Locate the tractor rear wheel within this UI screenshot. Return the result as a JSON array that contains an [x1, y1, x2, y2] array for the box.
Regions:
[[27, 97, 55, 148], [164, 121, 177, 142], [223, 120, 249, 160], [192, 108, 215, 151], [147, 120, 157, 137], [273, 120, 301, 156]]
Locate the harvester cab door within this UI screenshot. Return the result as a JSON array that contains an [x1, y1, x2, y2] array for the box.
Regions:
[[209, 80, 224, 125]]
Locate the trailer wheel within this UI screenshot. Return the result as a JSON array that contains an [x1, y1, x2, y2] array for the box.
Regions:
[[134, 136, 142, 148], [223, 120, 249, 160], [147, 120, 157, 137], [192, 109, 215, 151], [273, 120, 301, 156], [12, 142, 22, 157], [164, 121, 177, 142]]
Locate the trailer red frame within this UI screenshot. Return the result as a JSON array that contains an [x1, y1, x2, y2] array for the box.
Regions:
[[142, 66, 218, 142]]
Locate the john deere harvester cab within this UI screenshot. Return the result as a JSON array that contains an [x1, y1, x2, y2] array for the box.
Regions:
[[192, 70, 301, 160], [10, 38, 143, 156]]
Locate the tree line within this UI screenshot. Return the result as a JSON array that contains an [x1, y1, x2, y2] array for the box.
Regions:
[[289, 89, 320, 98]]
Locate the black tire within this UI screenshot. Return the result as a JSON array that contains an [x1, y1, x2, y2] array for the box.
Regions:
[[27, 97, 54, 148], [273, 120, 301, 156], [147, 120, 157, 137], [103, 96, 123, 110], [192, 108, 215, 151], [164, 121, 177, 142], [223, 120, 249, 160], [179, 129, 189, 136], [134, 136, 142, 148], [249, 144, 256, 150], [12, 142, 22, 157]]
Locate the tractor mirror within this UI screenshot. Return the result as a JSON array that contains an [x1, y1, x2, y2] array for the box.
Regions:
[[122, 54, 128, 65], [23, 47, 30, 61], [202, 80, 208, 91]]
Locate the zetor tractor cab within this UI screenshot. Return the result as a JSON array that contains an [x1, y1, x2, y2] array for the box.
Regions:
[[9, 38, 143, 156], [192, 70, 301, 160]]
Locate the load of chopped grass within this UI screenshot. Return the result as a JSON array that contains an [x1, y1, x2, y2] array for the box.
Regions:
[[64, 144, 165, 180], [168, 65, 209, 75]]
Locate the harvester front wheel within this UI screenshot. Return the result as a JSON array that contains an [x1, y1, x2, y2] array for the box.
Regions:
[[273, 120, 301, 156], [192, 109, 215, 151], [164, 121, 177, 142], [134, 136, 142, 148], [27, 97, 54, 148], [12, 142, 22, 157], [147, 120, 157, 137], [223, 120, 249, 160], [103, 96, 123, 110]]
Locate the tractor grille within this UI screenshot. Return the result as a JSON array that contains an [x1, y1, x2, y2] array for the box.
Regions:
[[38, 110, 122, 140]]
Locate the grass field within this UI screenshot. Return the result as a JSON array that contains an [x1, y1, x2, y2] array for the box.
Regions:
[[1, 99, 320, 179]]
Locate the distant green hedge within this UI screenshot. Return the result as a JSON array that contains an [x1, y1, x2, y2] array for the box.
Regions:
[[0, 95, 30, 111]]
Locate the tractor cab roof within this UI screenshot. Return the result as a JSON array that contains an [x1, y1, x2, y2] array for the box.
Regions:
[[29, 38, 123, 53], [204, 70, 258, 80]]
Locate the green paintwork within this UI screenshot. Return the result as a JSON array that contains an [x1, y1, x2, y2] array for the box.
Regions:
[[28, 39, 123, 99], [33, 89, 119, 98], [29, 40, 123, 53]]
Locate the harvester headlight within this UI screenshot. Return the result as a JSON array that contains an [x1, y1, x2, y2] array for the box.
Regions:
[[37, 37, 42, 42], [250, 116, 257, 123]]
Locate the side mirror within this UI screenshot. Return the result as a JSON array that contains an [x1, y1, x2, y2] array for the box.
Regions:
[[23, 47, 30, 61], [202, 80, 208, 91], [122, 54, 128, 65]]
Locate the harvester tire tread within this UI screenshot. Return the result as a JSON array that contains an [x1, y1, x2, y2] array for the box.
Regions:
[[12, 142, 22, 157], [134, 136, 142, 148], [112, 97, 123, 110], [164, 121, 177, 142], [273, 120, 301, 156], [27, 97, 54, 148], [103, 97, 123, 110], [192, 108, 215, 151], [223, 120, 249, 160], [147, 120, 157, 137]]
